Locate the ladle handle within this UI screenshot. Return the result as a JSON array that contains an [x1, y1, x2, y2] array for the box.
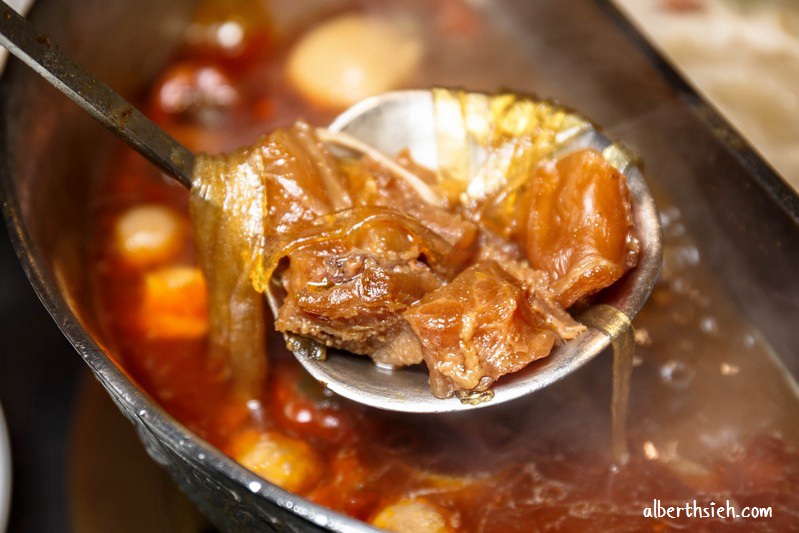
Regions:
[[0, 1, 195, 188]]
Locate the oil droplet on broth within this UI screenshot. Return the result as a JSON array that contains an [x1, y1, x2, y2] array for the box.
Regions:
[[659, 360, 696, 390]]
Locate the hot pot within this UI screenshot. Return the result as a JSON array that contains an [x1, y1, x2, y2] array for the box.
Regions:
[[2, 0, 798, 531]]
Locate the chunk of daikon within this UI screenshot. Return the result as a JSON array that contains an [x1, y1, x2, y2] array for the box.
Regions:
[[287, 14, 422, 108], [115, 205, 184, 267]]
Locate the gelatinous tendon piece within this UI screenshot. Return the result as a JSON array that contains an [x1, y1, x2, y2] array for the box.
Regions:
[[276, 243, 440, 356], [256, 206, 473, 356], [191, 150, 268, 398], [341, 155, 476, 248], [254, 206, 474, 291], [524, 149, 640, 308], [190, 122, 352, 398], [405, 261, 584, 399]]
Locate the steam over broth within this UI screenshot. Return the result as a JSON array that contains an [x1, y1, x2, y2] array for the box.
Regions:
[[90, 0, 799, 530]]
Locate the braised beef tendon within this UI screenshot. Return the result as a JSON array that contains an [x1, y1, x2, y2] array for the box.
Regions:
[[190, 121, 358, 397], [192, 104, 639, 398], [404, 261, 583, 399], [343, 155, 477, 248], [257, 207, 472, 358], [190, 140, 269, 400], [262, 122, 352, 231], [522, 150, 640, 308], [274, 238, 440, 357]]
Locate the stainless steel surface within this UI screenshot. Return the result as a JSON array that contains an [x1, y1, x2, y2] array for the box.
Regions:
[[0, 0, 194, 188], [286, 89, 662, 413], [69, 374, 212, 533]]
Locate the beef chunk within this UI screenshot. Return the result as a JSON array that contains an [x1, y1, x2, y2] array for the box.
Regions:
[[404, 261, 584, 398]]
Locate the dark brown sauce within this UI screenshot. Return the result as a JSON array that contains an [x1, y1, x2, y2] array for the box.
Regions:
[[89, 1, 799, 530]]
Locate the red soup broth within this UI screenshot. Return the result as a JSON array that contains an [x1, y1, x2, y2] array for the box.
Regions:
[[89, 1, 799, 531]]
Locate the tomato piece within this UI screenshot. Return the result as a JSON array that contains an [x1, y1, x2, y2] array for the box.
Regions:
[[307, 448, 381, 521], [269, 362, 357, 445]]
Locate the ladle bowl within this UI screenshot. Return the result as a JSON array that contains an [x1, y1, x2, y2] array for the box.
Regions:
[[288, 90, 663, 413]]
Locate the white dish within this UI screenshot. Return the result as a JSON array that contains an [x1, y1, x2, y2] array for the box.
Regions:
[[1, 1, 32, 527], [0, 403, 11, 532]]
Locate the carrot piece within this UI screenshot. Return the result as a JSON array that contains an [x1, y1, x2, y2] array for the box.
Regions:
[[138, 266, 209, 339]]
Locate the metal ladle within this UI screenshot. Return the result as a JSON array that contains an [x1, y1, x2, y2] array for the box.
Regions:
[[0, 2, 662, 419], [299, 92, 662, 424]]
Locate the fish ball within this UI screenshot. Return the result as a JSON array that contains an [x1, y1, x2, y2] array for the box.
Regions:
[[230, 429, 323, 493], [371, 498, 451, 533]]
